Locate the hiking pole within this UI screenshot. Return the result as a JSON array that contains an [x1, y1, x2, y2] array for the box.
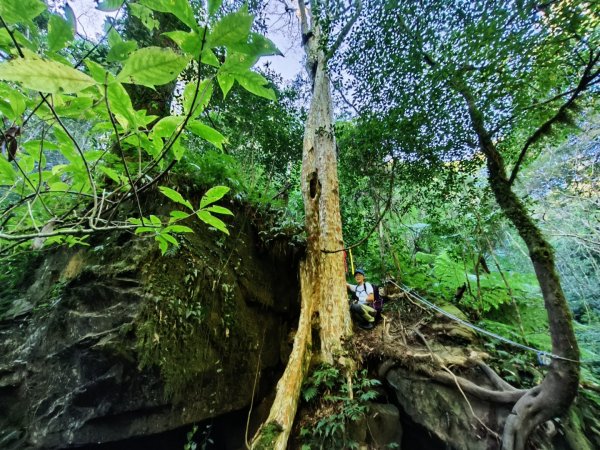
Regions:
[[349, 247, 355, 275]]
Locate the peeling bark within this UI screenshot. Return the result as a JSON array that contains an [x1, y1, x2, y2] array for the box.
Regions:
[[251, 2, 354, 448]]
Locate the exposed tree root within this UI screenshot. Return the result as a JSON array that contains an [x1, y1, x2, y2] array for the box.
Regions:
[[251, 262, 314, 450], [359, 312, 578, 449]]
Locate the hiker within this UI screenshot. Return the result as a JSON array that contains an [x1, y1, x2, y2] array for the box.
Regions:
[[347, 268, 378, 329]]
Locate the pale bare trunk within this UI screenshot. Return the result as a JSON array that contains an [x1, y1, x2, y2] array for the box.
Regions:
[[302, 52, 352, 362], [251, 4, 351, 448]]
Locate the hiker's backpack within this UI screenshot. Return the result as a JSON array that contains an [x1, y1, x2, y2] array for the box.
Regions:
[[353, 282, 383, 313]]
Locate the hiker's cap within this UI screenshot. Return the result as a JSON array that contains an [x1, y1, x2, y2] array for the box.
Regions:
[[354, 268, 365, 276]]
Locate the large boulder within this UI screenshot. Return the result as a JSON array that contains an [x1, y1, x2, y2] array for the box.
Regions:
[[0, 210, 300, 449]]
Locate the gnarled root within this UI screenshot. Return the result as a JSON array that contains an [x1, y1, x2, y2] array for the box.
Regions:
[[501, 359, 579, 450]]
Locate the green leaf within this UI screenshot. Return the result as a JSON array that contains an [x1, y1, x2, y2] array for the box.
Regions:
[[200, 185, 230, 208], [107, 40, 139, 62], [231, 32, 282, 57], [85, 60, 108, 83], [163, 30, 219, 66], [204, 205, 233, 215], [107, 82, 137, 130], [208, 10, 253, 48], [186, 121, 226, 149], [159, 186, 193, 210], [170, 210, 189, 221], [183, 79, 213, 118], [152, 115, 184, 139], [208, 0, 224, 17], [164, 225, 194, 233], [160, 232, 179, 246], [150, 215, 162, 226], [54, 96, 94, 118], [48, 14, 74, 53], [235, 70, 276, 100], [0, 57, 96, 94], [0, 155, 16, 184], [129, 3, 159, 31], [156, 235, 169, 254], [217, 72, 235, 98], [0, 85, 26, 119], [96, 0, 125, 12], [116, 47, 191, 87], [139, 0, 198, 30], [135, 226, 156, 234], [197, 210, 229, 235], [0, 0, 46, 24]]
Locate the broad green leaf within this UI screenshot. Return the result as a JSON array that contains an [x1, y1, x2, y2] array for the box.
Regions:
[[170, 210, 189, 220], [107, 82, 137, 130], [204, 205, 233, 215], [200, 185, 230, 208], [217, 72, 235, 98], [235, 70, 276, 101], [160, 232, 179, 245], [163, 30, 219, 66], [107, 28, 123, 47], [0, 57, 96, 94], [96, 0, 125, 12], [0, 156, 16, 184], [183, 79, 213, 118], [0, 85, 26, 119], [19, 31, 39, 53], [197, 210, 229, 235], [208, 10, 253, 48], [107, 40, 138, 62], [139, 0, 198, 30], [172, 140, 186, 160], [48, 14, 74, 53], [156, 236, 169, 254], [164, 225, 194, 233], [0, 0, 45, 25], [159, 186, 193, 210], [186, 121, 225, 149], [231, 33, 282, 57], [220, 51, 257, 73], [85, 60, 109, 83], [48, 181, 69, 191], [208, 0, 224, 17], [23, 140, 59, 153], [150, 215, 162, 226], [54, 96, 94, 118], [135, 226, 157, 234], [116, 47, 191, 87], [129, 3, 159, 31], [152, 115, 184, 139]]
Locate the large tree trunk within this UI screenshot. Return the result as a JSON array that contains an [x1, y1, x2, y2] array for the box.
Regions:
[[461, 88, 580, 450], [251, 3, 351, 448]]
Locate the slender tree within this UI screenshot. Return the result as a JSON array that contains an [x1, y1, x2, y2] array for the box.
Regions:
[[343, 1, 599, 449]]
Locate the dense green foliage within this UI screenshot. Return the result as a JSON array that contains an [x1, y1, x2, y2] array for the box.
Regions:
[[0, 0, 281, 256]]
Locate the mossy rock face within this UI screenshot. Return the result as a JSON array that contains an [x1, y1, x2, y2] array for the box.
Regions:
[[0, 202, 300, 449]]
